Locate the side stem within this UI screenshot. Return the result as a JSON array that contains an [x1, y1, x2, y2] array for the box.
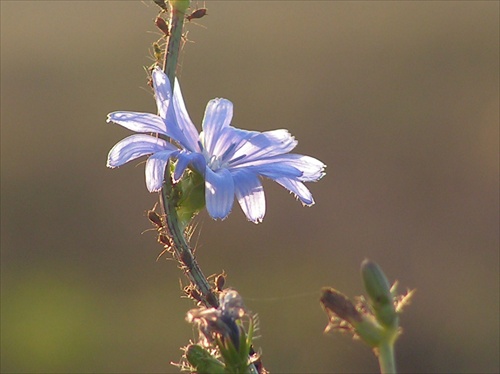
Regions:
[[377, 339, 397, 374]]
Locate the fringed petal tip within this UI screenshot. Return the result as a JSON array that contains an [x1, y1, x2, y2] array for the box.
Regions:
[[209, 213, 231, 221], [106, 161, 117, 169], [106, 111, 123, 123], [248, 216, 264, 224], [147, 184, 162, 193], [307, 170, 326, 183], [317, 164, 327, 181], [233, 170, 266, 223], [274, 177, 316, 207], [302, 198, 315, 207], [288, 188, 315, 207]]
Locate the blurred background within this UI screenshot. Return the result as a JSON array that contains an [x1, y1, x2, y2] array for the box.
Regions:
[[1, 1, 498, 373]]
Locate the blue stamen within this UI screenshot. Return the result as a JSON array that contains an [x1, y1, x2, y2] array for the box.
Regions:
[[220, 142, 237, 161], [228, 154, 247, 165]]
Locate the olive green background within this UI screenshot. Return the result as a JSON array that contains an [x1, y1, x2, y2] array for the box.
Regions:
[[1, 1, 498, 373]]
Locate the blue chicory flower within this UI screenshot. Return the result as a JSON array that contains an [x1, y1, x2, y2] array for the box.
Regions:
[[107, 67, 325, 223]]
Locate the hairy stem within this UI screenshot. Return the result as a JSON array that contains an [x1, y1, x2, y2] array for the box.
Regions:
[[160, 0, 218, 308], [162, 3, 184, 84], [160, 183, 218, 307]]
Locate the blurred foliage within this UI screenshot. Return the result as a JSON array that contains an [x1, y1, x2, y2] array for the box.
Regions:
[[1, 268, 102, 372]]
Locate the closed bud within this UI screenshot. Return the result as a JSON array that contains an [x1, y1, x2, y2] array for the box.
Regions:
[[361, 259, 398, 328]]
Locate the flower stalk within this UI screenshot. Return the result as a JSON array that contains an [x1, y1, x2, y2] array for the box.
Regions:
[[163, 0, 188, 84], [160, 177, 218, 307], [378, 340, 396, 374], [160, 0, 218, 308]]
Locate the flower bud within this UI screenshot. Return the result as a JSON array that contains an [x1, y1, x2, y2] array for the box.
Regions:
[[361, 259, 398, 328]]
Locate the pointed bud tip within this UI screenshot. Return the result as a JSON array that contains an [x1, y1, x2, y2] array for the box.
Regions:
[[361, 259, 398, 328], [361, 259, 392, 299]]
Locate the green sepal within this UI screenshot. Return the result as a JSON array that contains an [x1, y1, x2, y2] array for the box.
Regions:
[[171, 167, 206, 229], [353, 315, 386, 348], [216, 322, 254, 374], [185, 344, 226, 374]]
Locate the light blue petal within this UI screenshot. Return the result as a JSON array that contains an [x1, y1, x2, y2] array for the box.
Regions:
[[274, 177, 315, 206], [278, 154, 326, 181], [153, 68, 200, 148], [107, 112, 168, 135], [236, 154, 326, 181], [145, 149, 179, 192], [205, 168, 235, 220], [172, 78, 202, 152], [232, 170, 265, 223], [207, 127, 253, 164], [202, 99, 233, 156], [227, 129, 298, 166], [107, 134, 175, 168], [237, 162, 302, 180], [152, 67, 172, 120], [173, 150, 192, 182], [173, 151, 206, 182]]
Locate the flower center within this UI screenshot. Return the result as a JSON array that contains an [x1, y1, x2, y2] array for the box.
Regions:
[[207, 154, 224, 170], [203, 142, 238, 171]]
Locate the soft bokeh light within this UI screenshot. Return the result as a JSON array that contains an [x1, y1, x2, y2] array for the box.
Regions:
[[1, 1, 498, 373]]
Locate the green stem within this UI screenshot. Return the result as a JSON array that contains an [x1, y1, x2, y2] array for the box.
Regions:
[[377, 339, 396, 374], [159, 0, 218, 309], [160, 185, 218, 307], [162, 3, 185, 84]]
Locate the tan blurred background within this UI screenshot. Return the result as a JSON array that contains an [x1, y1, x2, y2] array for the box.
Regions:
[[1, 1, 498, 373]]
